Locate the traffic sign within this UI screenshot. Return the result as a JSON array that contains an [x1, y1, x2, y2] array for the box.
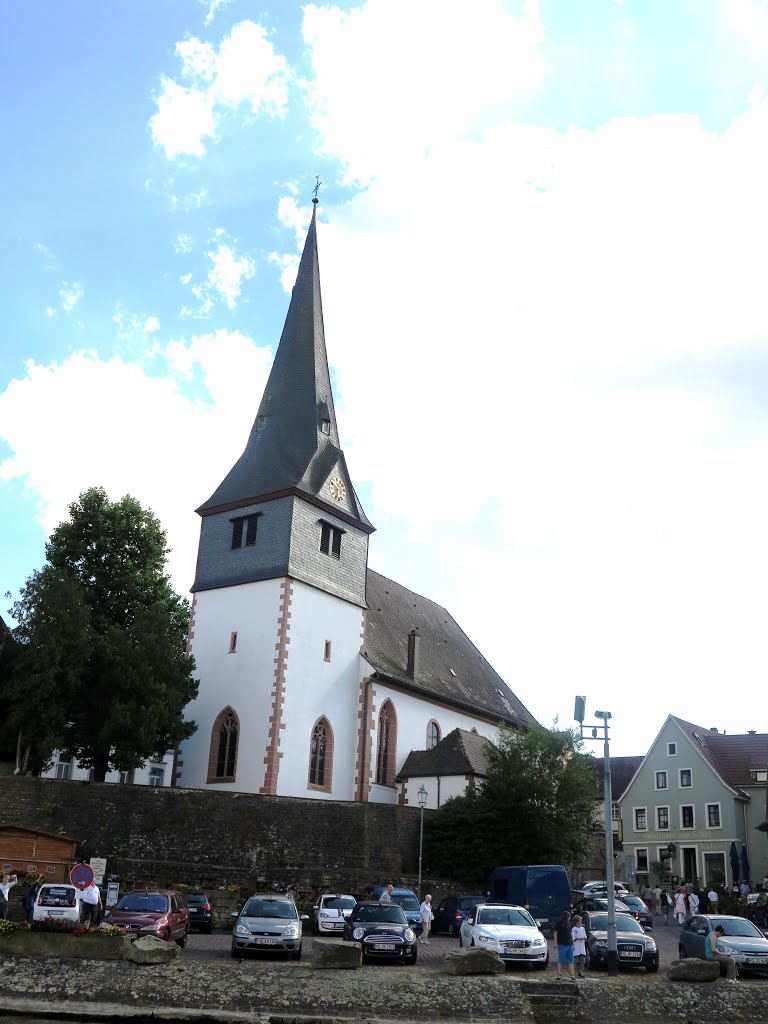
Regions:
[[70, 863, 94, 889]]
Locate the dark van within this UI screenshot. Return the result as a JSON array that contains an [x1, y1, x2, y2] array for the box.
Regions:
[[486, 865, 571, 933]]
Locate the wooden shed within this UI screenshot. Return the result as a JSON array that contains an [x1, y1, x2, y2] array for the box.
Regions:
[[0, 826, 79, 882]]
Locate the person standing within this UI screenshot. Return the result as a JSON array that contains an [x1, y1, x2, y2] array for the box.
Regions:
[[660, 889, 671, 925], [708, 887, 719, 914], [673, 887, 688, 926], [688, 889, 700, 916], [379, 884, 394, 904], [706, 925, 737, 982], [653, 885, 662, 916], [554, 911, 575, 981], [571, 915, 588, 978], [419, 894, 433, 944], [0, 874, 17, 920], [643, 884, 654, 913], [77, 882, 102, 930]]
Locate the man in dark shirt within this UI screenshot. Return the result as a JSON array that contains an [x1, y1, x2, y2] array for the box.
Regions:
[[554, 911, 575, 981]]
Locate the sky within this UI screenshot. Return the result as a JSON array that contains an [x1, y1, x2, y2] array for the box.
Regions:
[[2, 0, 768, 759]]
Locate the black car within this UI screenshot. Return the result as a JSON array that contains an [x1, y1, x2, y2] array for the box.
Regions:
[[619, 894, 653, 929], [184, 891, 214, 933], [583, 911, 658, 972], [342, 901, 418, 964], [433, 894, 486, 936]]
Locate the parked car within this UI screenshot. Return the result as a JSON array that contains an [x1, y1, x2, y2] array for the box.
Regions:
[[486, 865, 571, 933], [433, 893, 486, 937], [679, 915, 768, 974], [342, 900, 417, 964], [459, 903, 548, 970], [583, 911, 658, 972], [619, 894, 653, 929], [32, 883, 83, 927], [572, 897, 633, 918], [103, 890, 189, 946], [230, 892, 307, 960], [371, 886, 423, 935], [312, 893, 356, 935], [183, 891, 214, 933], [575, 881, 630, 897]]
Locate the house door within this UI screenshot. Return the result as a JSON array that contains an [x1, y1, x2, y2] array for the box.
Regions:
[[703, 852, 726, 887], [681, 847, 697, 883]]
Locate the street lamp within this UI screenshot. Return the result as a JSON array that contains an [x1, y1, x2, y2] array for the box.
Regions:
[[417, 785, 428, 900], [574, 697, 618, 977]]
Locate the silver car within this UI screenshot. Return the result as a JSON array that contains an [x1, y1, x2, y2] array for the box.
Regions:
[[312, 893, 356, 935], [459, 903, 549, 968], [679, 915, 768, 974], [231, 893, 308, 960]]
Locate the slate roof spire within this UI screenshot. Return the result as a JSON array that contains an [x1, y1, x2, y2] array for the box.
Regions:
[[197, 198, 373, 532]]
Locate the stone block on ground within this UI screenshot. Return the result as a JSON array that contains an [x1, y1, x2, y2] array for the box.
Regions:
[[442, 946, 505, 975], [126, 935, 180, 965], [668, 958, 720, 982], [311, 940, 362, 969]]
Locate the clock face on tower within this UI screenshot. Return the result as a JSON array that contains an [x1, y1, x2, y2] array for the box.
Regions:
[[329, 475, 346, 503]]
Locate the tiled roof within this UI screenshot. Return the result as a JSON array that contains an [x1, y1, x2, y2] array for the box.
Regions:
[[397, 728, 493, 781], [592, 755, 644, 800], [364, 569, 537, 728], [671, 717, 768, 797]]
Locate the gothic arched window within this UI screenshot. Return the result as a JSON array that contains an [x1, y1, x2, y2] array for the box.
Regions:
[[427, 720, 441, 750], [207, 707, 239, 783], [375, 700, 397, 787], [308, 716, 334, 792]]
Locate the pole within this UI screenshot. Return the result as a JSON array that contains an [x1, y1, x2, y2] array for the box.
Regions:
[[417, 805, 425, 900], [603, 724, 618, 976]]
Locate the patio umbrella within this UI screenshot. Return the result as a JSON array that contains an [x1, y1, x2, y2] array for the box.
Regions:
[[730, 841, 740, 884], [741, 845, 751, 886]]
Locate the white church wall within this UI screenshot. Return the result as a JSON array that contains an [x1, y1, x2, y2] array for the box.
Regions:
[[178, 578, 285, 792], [276, 579, 364, 800], [366, 680, 502, 806]]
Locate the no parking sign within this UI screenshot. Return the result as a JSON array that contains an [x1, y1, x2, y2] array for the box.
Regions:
[[70, 862, 94, 890]]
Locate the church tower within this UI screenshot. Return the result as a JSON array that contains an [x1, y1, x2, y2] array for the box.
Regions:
[[177, 199, 375, 798]]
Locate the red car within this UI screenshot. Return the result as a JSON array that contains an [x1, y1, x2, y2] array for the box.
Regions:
[[103, 889, 189, 946]]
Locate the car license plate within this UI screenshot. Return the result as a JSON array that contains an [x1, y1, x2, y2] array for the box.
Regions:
[[747, 957, 768, 965], [374, 943, 396, 950], [256, 938, 278, 945], [620, 951, 642, 958], [189, 908, 198, 913], [504, 947, 526, 954], [538, 918, 548, 923], [48, 910, 65, 915]]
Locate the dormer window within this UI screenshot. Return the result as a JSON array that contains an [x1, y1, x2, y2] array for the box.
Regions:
[[231, 513, 261, 549], [320, 418, 330, 435], [256, 415, 268, 431]]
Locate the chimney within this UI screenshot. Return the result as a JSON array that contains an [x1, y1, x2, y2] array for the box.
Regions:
[[710, 727, 718, 733], [748, 730, 757, 735], [407, 627, 420, 679]]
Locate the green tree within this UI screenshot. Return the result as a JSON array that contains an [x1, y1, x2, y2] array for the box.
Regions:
[[6, 487, 198, 780], [424, 724, 600, 885]]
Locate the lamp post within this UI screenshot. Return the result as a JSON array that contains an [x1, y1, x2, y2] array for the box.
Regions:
[[574, 697, 618, 977], [417, 785, 428, 900]]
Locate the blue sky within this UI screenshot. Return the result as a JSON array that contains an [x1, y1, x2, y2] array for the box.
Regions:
[[2, 0, 768, 757]]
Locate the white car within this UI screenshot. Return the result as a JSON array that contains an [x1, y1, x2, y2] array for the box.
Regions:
[[312, 893, 356, 935], [459, 902, 548, 969], [32, 883, 83, 926], [576, 881, 629, 897]]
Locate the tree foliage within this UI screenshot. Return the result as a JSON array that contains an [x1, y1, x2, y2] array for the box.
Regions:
[[5, 487, 198, 779], [423, 724, 600, 885]]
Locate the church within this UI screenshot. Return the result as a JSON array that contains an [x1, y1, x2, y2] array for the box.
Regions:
[[175, 198, 536, 806]]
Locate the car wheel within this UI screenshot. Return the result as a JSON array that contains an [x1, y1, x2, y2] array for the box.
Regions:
[[646, 963, 659, 973], [176, 929, 188, 948], [678, 946, 686, 959], [291, 945, 302, 961], [404, 952, 417, 965], [587, 952, 599, 971], [230, 950, 243, 959], [448, 923, 456, 937], [533, 957, 548, 972], [205, 924, 213, 934]]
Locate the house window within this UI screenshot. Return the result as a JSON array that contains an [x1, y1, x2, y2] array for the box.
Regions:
[[324, 640, 332, 662], [636, 849, 649, 872], [427, 721, 441, 750], [55, 755, 73, 780], [229, 631, 238, 654], [375, 700, 397, 787], [148, 765, 165, 787], [611, 802, 620, 822], [679, 768, 692, 788], [706, 803, 721, 828], [118, 770, 134, 785], [319, 521, 343, 559], [256, 415, 268, 430], [655, 770, 668, 790], [755, 770, 768, 782], [667, 742, 677, 756], [231, 514, 260, 549], [634, 807, 647, 831], [308, 717, 333, 791], [657, 806, 670, 830], [208, 706, 239, 783], [681, 805, 694, 828]]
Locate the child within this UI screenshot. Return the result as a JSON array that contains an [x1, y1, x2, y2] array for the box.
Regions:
[[571, 914, 587, 977], [554, 910, 575, 981]]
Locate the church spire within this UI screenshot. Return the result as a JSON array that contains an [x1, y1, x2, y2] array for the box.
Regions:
[[197, 199, 373, 533]]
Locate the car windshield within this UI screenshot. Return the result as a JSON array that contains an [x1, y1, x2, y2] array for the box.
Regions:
[[392, 895, 419, 913], [242, 899, 296, 919], [590, 914, 643, 934], [40, 886, 75, 904], [355, 905, 406, 924], [459, 897, 485, 911], [714, 918, 764, 938], [116, 894, 169, 914], [184, 894, 208, 904], [323, 896, 356, 910], [477, 907, 534, 927]]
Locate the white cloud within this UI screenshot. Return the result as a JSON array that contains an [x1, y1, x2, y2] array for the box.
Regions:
[[207, 244, 255, 308], [150, 21, 290, 159], [58, 281, 83, 314], [143, 316, 161, 334]]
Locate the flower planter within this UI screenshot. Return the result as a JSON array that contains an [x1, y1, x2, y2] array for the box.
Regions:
[[0, 931, 131, 960]]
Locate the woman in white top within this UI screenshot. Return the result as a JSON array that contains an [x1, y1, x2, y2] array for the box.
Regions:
[[673, 888, 688, 926], [419, 894, 433, 944], [0, 874, 17, 920]]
